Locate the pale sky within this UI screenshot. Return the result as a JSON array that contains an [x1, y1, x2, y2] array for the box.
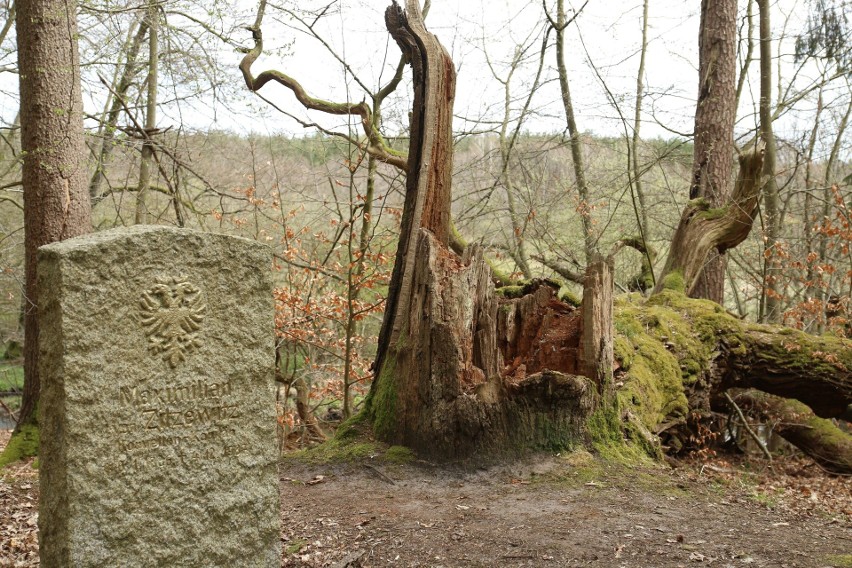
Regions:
[[0, 0, 841, 145], [213, 0, 833, 143]]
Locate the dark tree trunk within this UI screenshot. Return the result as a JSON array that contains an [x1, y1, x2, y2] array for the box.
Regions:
[[14, 0, 91, 435], [374, 0, 455, 383], [689, 0, 738, 303]]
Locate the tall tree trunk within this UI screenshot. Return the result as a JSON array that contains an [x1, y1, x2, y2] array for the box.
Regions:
[[374, 0, 455, 383], [757, 0, 782, 323], [689, 0, 738, 304], [13, 0, 91, 435], [135, 0, 158, 225], [554, 0, 594, 264]]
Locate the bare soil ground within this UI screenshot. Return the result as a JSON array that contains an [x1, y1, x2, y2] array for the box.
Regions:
[[2, 428, 850, 567]]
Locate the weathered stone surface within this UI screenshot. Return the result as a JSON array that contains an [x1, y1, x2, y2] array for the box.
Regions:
[[38, 226, 279, 567]]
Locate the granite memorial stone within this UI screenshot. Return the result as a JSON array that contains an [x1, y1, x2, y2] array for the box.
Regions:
[[38, 226, 280, 567]]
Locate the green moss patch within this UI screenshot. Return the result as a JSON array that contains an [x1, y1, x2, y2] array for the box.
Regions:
[[558, 287, 581, 307], [614, 296, 692, 434], [383, 445, 415, 464], [285, 439, 378, 465], [285, 539, 307, 555], [366, 351, 398, 441], [0, 424, 39, 469], [659, 270, 685, 292]]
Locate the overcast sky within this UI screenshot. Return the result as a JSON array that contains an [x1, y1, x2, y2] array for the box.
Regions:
[[210, 0, 836, 143], [0, 0, 841, 144]]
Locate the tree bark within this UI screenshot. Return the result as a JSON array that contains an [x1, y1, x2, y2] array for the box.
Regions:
[[367, 2, 604, 457], [579, 254, 613, 396], [689, 0, 738, 304], [654, 146, 765, 297], [718, 330, 852, 420], [374, 0, 455, 381], [623, 289, 852, 471], [14, 0, 91, 433]]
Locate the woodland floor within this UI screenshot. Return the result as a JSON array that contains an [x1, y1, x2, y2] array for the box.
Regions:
[[1, 428, 850, 567]]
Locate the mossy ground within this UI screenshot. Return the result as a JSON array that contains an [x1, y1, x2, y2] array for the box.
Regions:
[[283, 411, 420, 466], [0, 423, 39, 469], [533, 449, 674, 493]]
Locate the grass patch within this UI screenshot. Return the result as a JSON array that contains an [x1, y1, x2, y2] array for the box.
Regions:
[[749, 488, 782, 509]]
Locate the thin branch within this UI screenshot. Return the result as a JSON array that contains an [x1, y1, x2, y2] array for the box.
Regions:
[[238, 0, 407, 172]]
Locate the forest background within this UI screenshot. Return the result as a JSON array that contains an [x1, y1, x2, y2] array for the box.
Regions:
[[0, 0, 849, 447]]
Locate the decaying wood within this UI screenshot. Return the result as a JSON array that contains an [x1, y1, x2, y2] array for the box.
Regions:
[[579, 254, 614, 395], [365, 2, 848, 468], [374, 0, 457, 383], [654, 145, 765, 296], [369, 231, 595, 457]]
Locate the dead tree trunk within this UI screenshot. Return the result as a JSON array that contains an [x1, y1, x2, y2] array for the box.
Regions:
[[580, 254, 613, 396], [365, 2, 612, 458]]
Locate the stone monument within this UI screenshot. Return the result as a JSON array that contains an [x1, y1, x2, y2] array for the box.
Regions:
[[38, 226, 280, 567]]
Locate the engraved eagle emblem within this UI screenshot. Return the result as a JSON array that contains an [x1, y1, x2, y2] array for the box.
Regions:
[[139, 276, 207, 368]]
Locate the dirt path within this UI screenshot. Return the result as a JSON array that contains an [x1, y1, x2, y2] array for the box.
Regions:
[[278, 455, 850, 567], [1, 427, 850, 567]]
